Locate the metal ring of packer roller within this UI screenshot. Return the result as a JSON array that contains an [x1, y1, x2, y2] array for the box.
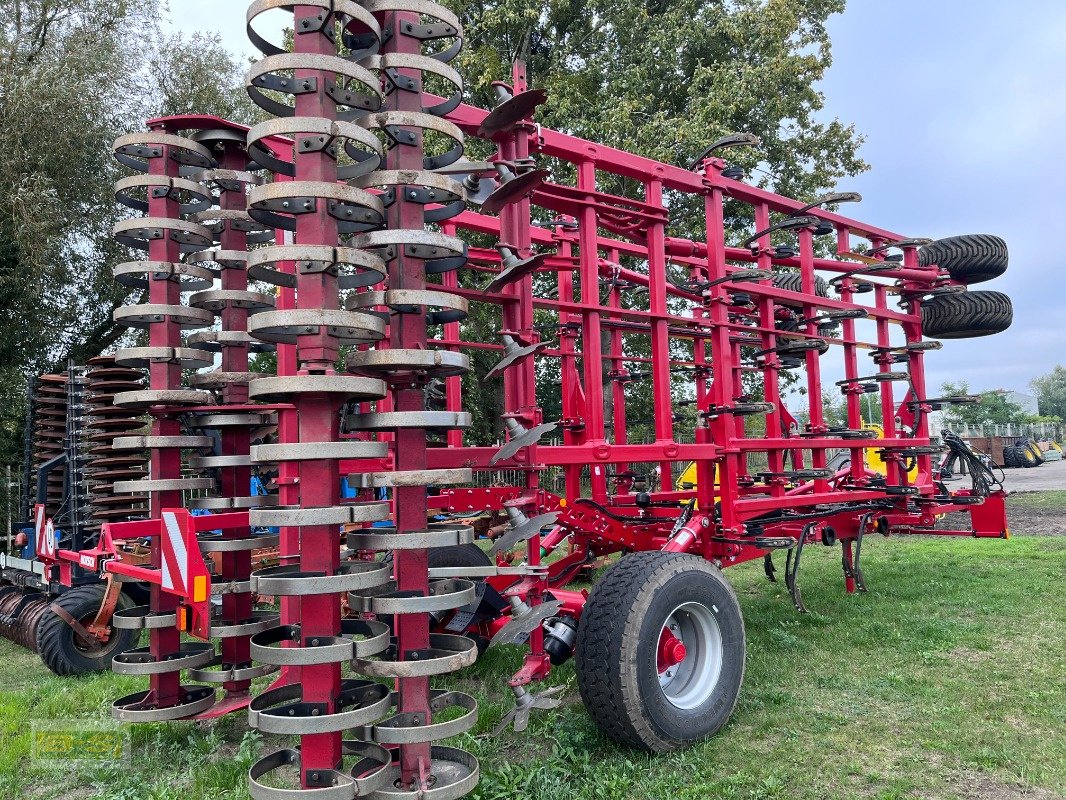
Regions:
[[246, 244, 386, 290], [247, 116, 383, 179], [250, 561, 392, 596], [344, 409, 472, 431], [248, 679, 392, 735], [246, 52, 383, 120], [345, 349, 470, 378], [248, 308, 386, 345]]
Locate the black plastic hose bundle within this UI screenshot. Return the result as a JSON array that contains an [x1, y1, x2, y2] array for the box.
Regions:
[[940, 429, 1004, 497]]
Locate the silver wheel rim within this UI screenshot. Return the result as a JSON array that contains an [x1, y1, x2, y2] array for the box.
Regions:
[[657, 601, 723, 710]]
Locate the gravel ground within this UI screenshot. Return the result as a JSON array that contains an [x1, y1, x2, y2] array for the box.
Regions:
[[993, 457, 1066, 493], [1002, 497, 1066, 537], [938, 495, 1066, 537]]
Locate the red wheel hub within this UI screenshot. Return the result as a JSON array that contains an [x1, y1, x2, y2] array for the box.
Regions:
[[656, 628, 687, 673]]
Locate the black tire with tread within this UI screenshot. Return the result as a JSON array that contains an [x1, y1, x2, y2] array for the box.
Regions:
[[428, 545, 493, 656], [384, 544, 493, 654], [1017, 439, 1043, 468], [773, 271, 829, 302], [773, 272, 833, 335], [383, 543, 492, 570], [575, 552, 745, 752], [36, 584, 135, 676], [919, 234, 1007, 284], [428, 543, 492, 569], [921, 290, 1012, 339]]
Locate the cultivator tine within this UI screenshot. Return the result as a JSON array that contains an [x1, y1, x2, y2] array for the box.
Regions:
[[492, 684, 565, 735], [868, 237, 933, 255], [483, 245, 550, 293], [486, 334, 551, 379], [687, 132, 761, 170], [490, 509, 559, 555], [785, 523, 817, 613], [490, 417, 559, 465], [741, 215, 820, 250], [489, 598, 565, 647], [853, 513, 872, 593], [793, 191, 862, 215], [763, 553, 777, 583], [478, 82, 548, 139], [480, 162, 550, 215]]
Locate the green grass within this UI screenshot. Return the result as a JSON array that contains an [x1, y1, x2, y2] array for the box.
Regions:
[[1, 536, 1063, 800]]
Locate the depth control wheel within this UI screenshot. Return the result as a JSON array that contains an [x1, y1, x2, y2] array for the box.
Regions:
[[575, 552, 745, 752], [36, 584, 135, 676]]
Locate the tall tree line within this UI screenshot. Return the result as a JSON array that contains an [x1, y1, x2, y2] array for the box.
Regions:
[[0, 1, 258, 466], [453, 0, 867, 444]]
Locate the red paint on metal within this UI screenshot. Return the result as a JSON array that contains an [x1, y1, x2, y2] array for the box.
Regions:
[[656, 628, 687, 673]]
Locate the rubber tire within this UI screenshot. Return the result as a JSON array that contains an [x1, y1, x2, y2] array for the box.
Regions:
[[921, 290, 1012, 339], [1002, 446, 1019, 468], [575, 552, 745, 752], [1023, 440, 1045, 466], [1017, 439, 1042, 468], [36, 585, 136, 676], [384, 543, 492, 571], [773, 272, 832, 335], [919, 234, 1007, 284], [383, 544, 493, 654], [773, 271, 829, 302], [428, 543, 492, 570]]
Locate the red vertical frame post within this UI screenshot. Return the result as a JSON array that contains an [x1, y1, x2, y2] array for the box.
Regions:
[[288, 5, 344, 777], [144, 132, 187, 708], [644, 179, 675, 485], [577, 160, 608, 501], [381, 7, 433, 782]]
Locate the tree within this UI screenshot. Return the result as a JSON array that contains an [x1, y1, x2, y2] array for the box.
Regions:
[[147, 32, 263, 126], [939, 381, 1026, 427], [455, 0, 866, 199], [0, 1, 258, 466], [1030, 365, 1066, 421], [453, 0, 867, 444]]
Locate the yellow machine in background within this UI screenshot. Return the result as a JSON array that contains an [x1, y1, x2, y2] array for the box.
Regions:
[[863, 424, 918, 481]]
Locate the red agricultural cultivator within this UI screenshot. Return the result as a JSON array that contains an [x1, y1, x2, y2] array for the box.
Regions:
[[1, 1, 1014, 797]]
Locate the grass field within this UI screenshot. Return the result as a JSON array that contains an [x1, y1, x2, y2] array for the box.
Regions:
[[0, 501, 1063, 800]]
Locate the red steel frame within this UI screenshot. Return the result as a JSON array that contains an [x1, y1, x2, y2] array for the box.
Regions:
[[51, 86, 1006, 679], [75, 84, 1005, 667]]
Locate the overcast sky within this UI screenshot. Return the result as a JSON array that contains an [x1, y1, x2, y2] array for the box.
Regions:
[[816, 2, 1066, 396], [164, 1, 1060, 396]]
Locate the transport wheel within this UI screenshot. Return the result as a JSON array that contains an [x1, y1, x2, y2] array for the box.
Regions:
[[36, 585, 135, 676], [383, 544, 493, 653], [773, 272, 834, 335], [575, 552, 745, 752], [919, 234, 1007, 284], [428, 543, 493, 570], [921, 290, 1012, 339]]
